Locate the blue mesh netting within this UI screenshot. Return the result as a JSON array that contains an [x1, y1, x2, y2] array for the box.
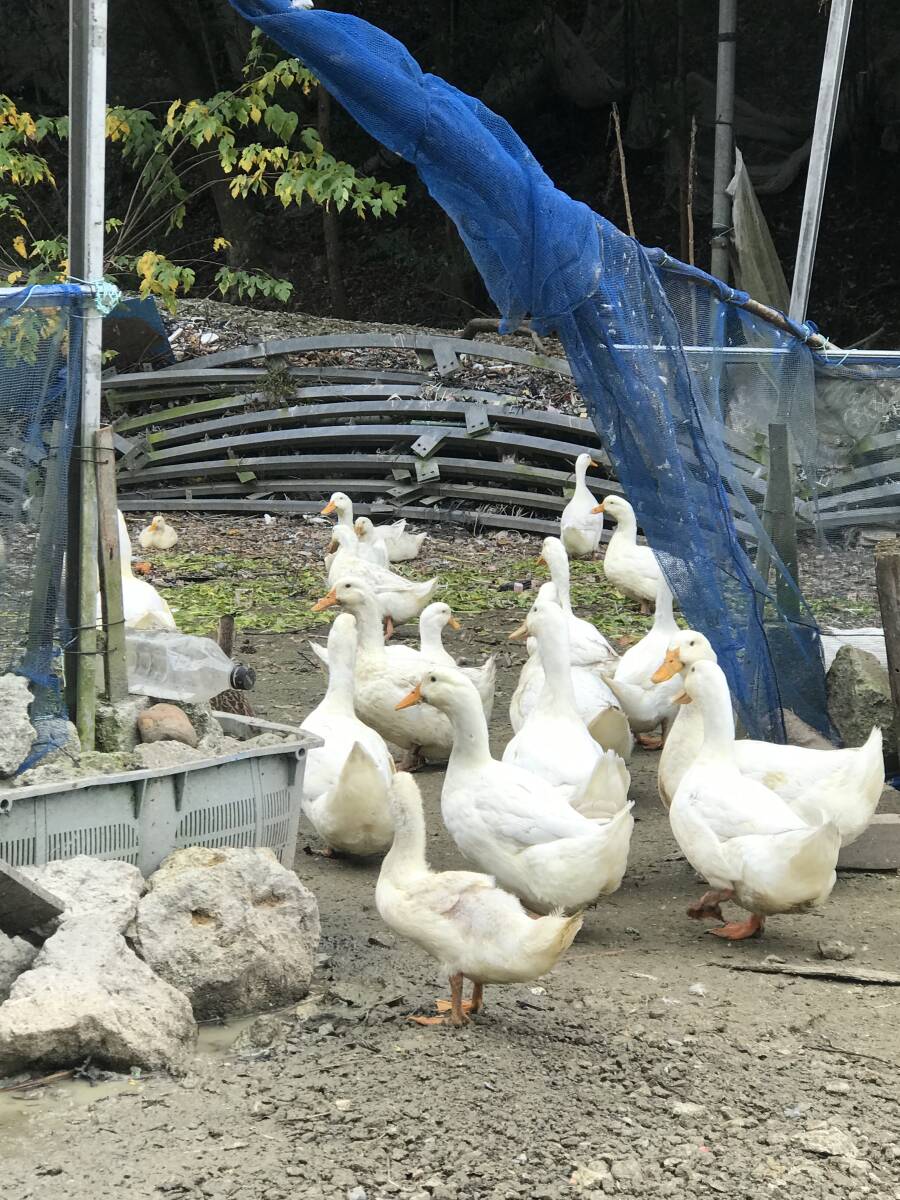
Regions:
[[226, 2, 898, 740], [0, 283, 84, 769]]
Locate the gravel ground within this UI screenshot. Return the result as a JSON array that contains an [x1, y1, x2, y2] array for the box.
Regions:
[[2, 515, 898, 1200]]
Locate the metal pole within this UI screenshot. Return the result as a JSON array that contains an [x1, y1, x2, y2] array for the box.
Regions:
[[789, 0, 854, 324], [710, 0, 737, 282], [66, 0, 108, 749]]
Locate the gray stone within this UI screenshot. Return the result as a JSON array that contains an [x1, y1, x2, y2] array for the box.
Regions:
[[135, 847, 320, 1020], [826, 646, 895, 748], [794, 1127, 860, 1158], [95, 694, 151, 753], [231, 1013, 289, 1052], [0, 931, 38, 1003], [818, 938, 855, 962], [0, 674, 36, 777], [611, 1158, 643, 1184], [0, 860, 66, 936], [137, 703, 199, 748], [672, 1101, 707, 1117], [0, 915, 196, 1076], [20, 856, 145, 935], [570, 1161, 612, 1193]]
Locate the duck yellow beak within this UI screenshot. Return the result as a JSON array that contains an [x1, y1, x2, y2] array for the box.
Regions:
[[508, 620, 529, 642], [675, 692, 692, 705], [592, 502, 605, 514], [353, 519, 364, 534], [326, 538, 338, 554], [448, 617, 461, 631], [395, 682, 423, 710], [312, 588, 338, 612], [589, 458, 598, 467], [321, 500, 337, 516], [536, 554, 546, 566], [652, 650, 684, 683]]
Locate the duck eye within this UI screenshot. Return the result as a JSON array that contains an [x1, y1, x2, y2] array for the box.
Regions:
[[430, 675, 437, 683]]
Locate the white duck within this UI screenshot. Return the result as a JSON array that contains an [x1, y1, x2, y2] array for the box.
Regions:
[[653, 630, 884, 845], [313, 577, 453, 766], [538, 537, 618, 668], [593, 494, 663, 612], [508, 584, 627, 751], [416, 602, 497, 720], [560, 453, 605, 559], [310, 600, 495, 721], [503, 597, 632, 805], [397, 667, 634, 913], [321, 491, 425, 562], [669, 659, 840, 940], [601, 574, 682, 747], [351, 517, 391, 568], [300, 612, 395, 857], [376, 772, 583, 1027], [326, 526, 438, 635], [138, 514, 179, 551], [97, 512, 177, 631]]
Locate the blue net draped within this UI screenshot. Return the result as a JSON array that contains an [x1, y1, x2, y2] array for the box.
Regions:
[[0, 283, 84, 768], [226, 2, 892, 740]]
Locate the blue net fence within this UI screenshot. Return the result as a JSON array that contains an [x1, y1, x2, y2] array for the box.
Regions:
[[0, 283, 84, 770], [226, 2, 899, 741]]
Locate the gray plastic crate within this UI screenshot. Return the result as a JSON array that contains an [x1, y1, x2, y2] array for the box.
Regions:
[[0, 713, 322, 876]]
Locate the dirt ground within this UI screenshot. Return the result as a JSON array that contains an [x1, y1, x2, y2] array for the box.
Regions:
[[4, 520, 900, 1200]]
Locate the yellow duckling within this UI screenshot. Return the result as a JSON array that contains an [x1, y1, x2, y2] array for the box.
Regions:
[[138, 514, 179, 551]]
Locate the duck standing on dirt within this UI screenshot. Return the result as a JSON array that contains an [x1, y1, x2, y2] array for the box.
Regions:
[[560, 453, 604, 559], [668, 659, 840, 940], [593, 495, 663, 612], [376, 772, 584, 1027]]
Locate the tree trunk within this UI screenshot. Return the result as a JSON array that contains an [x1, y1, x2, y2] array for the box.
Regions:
[[317, 85, 349, 317]]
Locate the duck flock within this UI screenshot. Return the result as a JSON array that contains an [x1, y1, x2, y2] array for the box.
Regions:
[[133, 453, 885, 1029]]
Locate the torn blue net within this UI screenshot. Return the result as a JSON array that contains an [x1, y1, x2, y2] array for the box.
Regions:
[[226, 1, 891, 740], [0, 283, 84, 770]]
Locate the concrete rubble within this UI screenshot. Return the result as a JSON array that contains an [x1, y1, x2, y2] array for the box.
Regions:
[[826, 644, 896, 748], [20, 855, 146, 935], [0, 932, 38, 1004], [0, 915, 196, 1077], [135, 846, 321, 1020], [0, 673, 36, 777]]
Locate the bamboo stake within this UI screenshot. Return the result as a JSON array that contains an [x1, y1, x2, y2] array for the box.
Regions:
[[95, 426, 128, 702], [611, 102, 635, 238], [875, 538, 900, 761], [687, 115, 697, 267]]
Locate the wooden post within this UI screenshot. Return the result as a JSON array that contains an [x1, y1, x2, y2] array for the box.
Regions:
[[26, 422, 65, 661], [755, 423, 800, 618], [875, 538, 900, 760], [95, 426, 128, 702]]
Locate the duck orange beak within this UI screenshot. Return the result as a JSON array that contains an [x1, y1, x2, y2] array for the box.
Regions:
[[353, 519, 364, 534], [448, 617, 461, 631], [395, 682, 423, 710], [321, 500, 337, 516], [589, 458, 599, 467], [675, 692, 692, 705], [592, 502, 605, 514], [326, 538, 338, 554], [651, 650, 684, 683], [312, 588, 338, 612], [508, 620, 528, 642], [536, 554, 546, 566]]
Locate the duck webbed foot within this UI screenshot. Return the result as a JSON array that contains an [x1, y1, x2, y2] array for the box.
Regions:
[[687, 888, 734, 922], [709, 913, 765, 940]]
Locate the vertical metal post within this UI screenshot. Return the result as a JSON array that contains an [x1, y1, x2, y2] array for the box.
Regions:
[[789, 0, 854, 324], [710, 0, 737, 282], [66, 0, 108, 748]]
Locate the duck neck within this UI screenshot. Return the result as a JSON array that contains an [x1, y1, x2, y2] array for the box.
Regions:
[[446, 692, 493, 769], [654, 581, 677, 633], [611, 507, 638, 546], [536, 622, 578, 715], [337, 505, 354, 529], [548, 556, 573, 615], [348, 597, 386, 665], [382, 793, 427, 885], [320, 638, 356, 718], [574, 457, 591, 495], [419, 617, 444, 660], [694, 683, 736, 762]]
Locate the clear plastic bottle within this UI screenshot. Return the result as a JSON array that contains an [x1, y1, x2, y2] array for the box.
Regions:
[[124, 629, 256, 703]]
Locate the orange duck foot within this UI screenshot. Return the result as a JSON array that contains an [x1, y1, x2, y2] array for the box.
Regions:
[[687, 889, 733, 921], [637, 733, 663, 751], [709, 914, 765, 940]]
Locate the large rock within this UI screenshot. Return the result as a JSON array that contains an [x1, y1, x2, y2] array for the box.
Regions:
[[20, 856, 146, 935], [135, 847, 320, 1020], [95, 694, 151, 753], [826, 645, 896, 748], [0, 674, 36, 777], [137, 703, 199, 749], [0, 932, 38, 1003], [0, 916, 196, 1076]]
